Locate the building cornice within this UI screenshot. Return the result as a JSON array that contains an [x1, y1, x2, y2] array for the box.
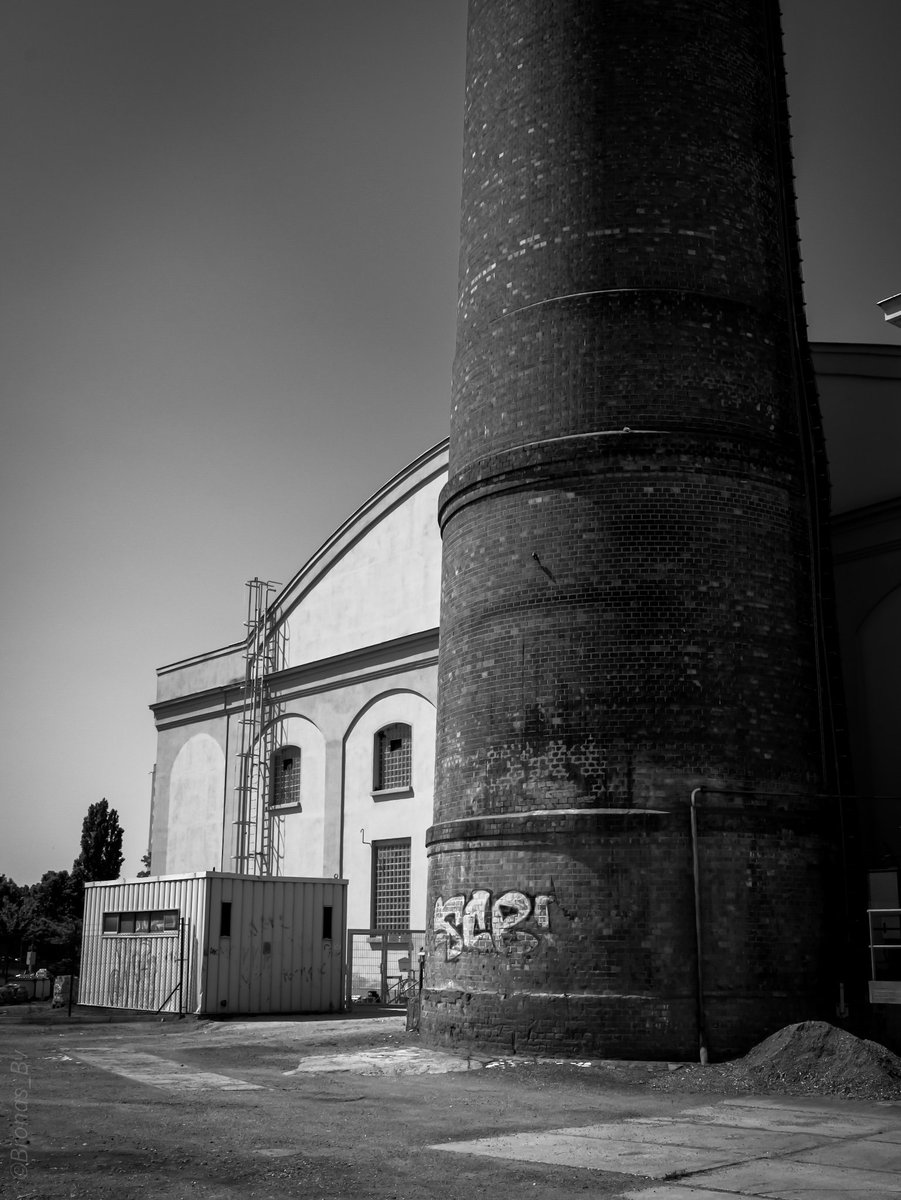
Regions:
[[157, 639, 245, 679], [811, 341, 901, 380], [832, 494, 901, 534], [150, 627, 440, 729], [831, 496, 901, 565]]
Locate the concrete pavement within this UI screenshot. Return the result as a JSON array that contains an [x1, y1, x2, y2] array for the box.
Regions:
[[434, 1094, 901, 1198], [13, 1008, 901, 1198]]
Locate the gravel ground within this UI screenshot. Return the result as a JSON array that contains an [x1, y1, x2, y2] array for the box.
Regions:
[[651, 1020, 901, 1102]]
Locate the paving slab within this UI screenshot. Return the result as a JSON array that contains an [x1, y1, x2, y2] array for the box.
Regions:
[[433, 1127, 742, 1178], [433, 1096, 901, 1195], [697, 1156, 901, 1198], [592, 1117, 821, 1157], [680, 1100, 893, 1138], [719, 1096, 893, 1112], [794, 1136, 901, 1171], [622, 1189, 744, 1200], [71, 1046, 263, 1092]]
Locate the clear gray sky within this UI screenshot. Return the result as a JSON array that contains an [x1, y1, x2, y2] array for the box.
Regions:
[[2, 2, 899, 884]]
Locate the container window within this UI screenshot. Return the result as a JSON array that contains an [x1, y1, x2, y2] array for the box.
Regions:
[[99, 910, 178, 935], [322, 906, 333, 940], [220, 901, 232, 938]]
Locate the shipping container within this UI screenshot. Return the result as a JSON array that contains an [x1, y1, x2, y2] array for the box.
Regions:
[[80, 872, 346, 1015]]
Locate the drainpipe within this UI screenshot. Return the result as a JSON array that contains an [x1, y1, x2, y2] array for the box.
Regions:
[[689, 787, 709, 1064]]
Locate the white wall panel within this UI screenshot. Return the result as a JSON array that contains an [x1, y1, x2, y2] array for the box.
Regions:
[[343, 691, 435, 930], [81, 875, 208, 1013]]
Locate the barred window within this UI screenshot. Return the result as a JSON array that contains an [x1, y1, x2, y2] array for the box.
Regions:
[[373, 724, 412, 791], [372, 838, 411, 930], [271, 745, 301, 808]]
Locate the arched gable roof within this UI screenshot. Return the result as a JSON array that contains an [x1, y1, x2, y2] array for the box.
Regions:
[[274, 439, 448, 668], [154, 439, 448, 703], [812, 342, 901, 516]]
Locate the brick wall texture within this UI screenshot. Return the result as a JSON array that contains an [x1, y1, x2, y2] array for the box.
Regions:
[[421, 0, 842, 1060]]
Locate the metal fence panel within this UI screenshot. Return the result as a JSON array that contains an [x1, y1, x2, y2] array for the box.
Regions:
[[346, 929, 424, 1007]]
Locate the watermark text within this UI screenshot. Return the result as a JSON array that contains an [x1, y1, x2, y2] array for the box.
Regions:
[[9, 1050, 30, 1182]]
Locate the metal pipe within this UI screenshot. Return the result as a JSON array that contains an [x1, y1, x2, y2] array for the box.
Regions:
[[689, 787, 708, 1064], [178, 917, 185, 1016], [67, 931, 76, 1019]]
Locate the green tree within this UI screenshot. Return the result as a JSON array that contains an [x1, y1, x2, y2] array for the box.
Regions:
[[21, 801, 125, 974], [0, 876, 26, 976], [20, 870, 82, 973], [137, 850, 152, 878], [71, 798, 124, 885]]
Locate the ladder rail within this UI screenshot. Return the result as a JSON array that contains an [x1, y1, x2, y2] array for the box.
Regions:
[[232, 578, 284, 875]]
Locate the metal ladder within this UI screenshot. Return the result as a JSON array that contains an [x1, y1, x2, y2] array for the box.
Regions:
[[232, 578, 288, 875]]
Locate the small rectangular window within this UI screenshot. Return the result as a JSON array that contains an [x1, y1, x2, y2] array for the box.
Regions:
[[322, 906, 332, 940], [163, 912, 179, 931], [221, 901, 232, 938], [102, 913, 119, 934]]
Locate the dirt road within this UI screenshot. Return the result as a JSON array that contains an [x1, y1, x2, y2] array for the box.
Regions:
[[4, 1009, 900, 1199], [0, 1009, 678, 1199]]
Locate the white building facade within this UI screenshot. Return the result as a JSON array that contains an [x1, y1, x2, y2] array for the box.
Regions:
[[149, 440, 447, 934]]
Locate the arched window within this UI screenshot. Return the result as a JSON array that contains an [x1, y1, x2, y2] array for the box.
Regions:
[[270, 745, 301, 809], [373, 723, 412, 792]]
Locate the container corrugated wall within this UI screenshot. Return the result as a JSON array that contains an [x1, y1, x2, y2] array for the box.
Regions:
[[80, 873, 347, 1015], [202, 875, 347, 1015], [80, 875, 208, 1013]]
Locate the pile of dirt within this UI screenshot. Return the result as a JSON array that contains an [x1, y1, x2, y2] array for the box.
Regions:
[[652, 1021, 901, 1101]]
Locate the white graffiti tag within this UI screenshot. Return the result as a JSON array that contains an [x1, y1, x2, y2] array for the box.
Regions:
[[462, 890, 493, 951], [434, 894, 465, 960], [433, 889, 555, 960]]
